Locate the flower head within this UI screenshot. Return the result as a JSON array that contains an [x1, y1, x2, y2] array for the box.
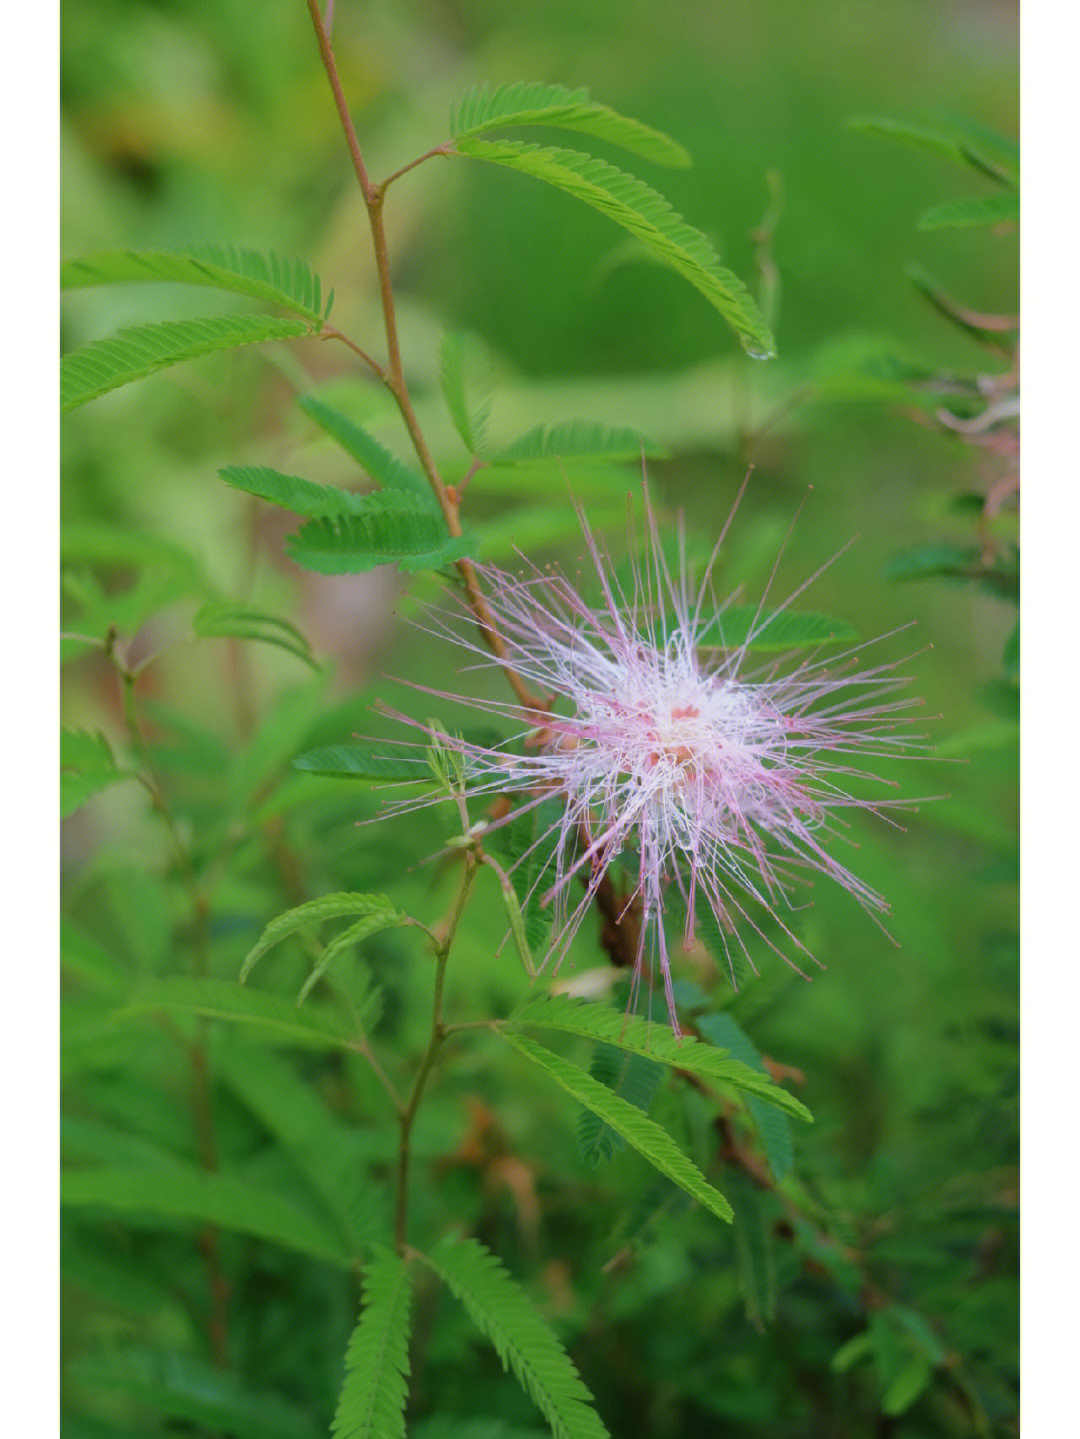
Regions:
[[380, 483, 929, 1032]]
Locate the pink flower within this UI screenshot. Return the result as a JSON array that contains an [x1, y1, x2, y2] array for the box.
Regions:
[[379, 482, 930, 1032]]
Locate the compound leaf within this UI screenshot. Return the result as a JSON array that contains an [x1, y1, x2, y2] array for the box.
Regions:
[[299, 397, 435, 508], [501, 1030, 734, 1221], [451, 81, 689, 168], [454, 138, 775, 358], [62, 315, 312, 410], [491, 420, 663, 466], [241, 892, 405, 981], [419, 1237, 609, 1439], [333, 1248, 413, 1439], [62, 245, 330, 323], [507, 994, 811, 1120]]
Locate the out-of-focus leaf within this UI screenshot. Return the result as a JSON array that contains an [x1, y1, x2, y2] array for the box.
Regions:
[[194, 601, 318, 668], [293, 743, 431, 783], [491, 420, 663, 466], [848, 115, 1018, 185], [62, 728, 128, 817], [67, 1345, 327, 1439], [62, 1165, 352, 1266], [918, 192, 1018, 231], [121, 976, 372, 1050], [439, 332, 494, 456], [697, 1012, 795, 1181]]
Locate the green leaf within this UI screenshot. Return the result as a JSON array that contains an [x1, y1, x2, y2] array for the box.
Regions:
[[333, 1249, 413, 1439], [705, 605, 858, 653], [848, 115, 1018, 185], [439, 332, 493, 455], [881, 1357, 933, 1417], [193, 601, 318, 668], [293, 742, 431, 783], [496, 796, 564, 951], [918, 191, 1018, 231], [904, 264, 1018, 345], [61, 728, 128, 817], [1003, 620, 1018, 676], [696, 1012, 794, 1181], [298, 912, 404, 1006], [831, 1331, 874, 1374], [121, 976, 369, 1051], [241, 892, 405, 981], [418, 1237, 610, 1439], [61, 314, 312, 410], [451, 82, 690, 168], [727, 1169, 777, 1331], [454, 138, 776, 358], [578, 1044, 665, 1167], [68, 1345, 328, 1439], [298, 397, 436, 508], [884, 542, 982, 583], [286, 506, 474, 575], [220, 463, 382, 518], [501, 1030, 734, 1222], [120, 972, 371, 1053], [61, 246, 330, 323], [62, 1164, 352, 1266], [491, 419, 664, 466], [213, 1043, 381, 1250], [507, 994, 811, 1120]]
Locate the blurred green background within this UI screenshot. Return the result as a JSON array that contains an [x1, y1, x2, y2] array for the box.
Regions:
[[62, 2, 1017, 1435]]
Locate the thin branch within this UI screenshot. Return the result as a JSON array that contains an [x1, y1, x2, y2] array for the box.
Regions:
[[379, 143, 455, 193]]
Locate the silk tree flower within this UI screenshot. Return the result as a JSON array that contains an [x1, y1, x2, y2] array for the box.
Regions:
[[377, 483, 930, 1033]]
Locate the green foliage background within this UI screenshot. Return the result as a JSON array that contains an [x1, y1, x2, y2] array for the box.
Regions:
[[62, 2, 1017, 1435]]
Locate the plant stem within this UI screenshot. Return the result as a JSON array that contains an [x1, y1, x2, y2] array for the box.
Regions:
[[305, 0, 545, 718], [394, 855, 478, 1253]]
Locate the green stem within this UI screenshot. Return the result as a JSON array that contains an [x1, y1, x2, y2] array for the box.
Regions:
[[394, 856, 478, 1253]]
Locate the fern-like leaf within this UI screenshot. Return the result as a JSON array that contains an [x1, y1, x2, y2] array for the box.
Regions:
[[705, 605, 858, 653], [333, 1249, 413, 1439], [439, 331, 493, 456], [299, 397, 436, 508], [241, 892, 405, 981], [578, 1044, 666, 1167], [490, 420, 663, 466], [419, 1237, 609, 1439], [453, 138, 775, 357], [506, 994, 811, 1120], [67, 1345, 328, 1439], [451, 82, 690, 168], [121, 976, 375, 1051], [697, 1012, 795, 1182], [918, 192, 1019, 231], [220, 463, 386, 519], [287, 507, 474, 576], [297, 912, 401, 1006], [194, 601, 319, 668], [62, 1164, 352, 1266], [61, 314, 313, 410], [293, 743, 432, 782], [501, 1030, 734, 1221], [61, 245, 331, 323]]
